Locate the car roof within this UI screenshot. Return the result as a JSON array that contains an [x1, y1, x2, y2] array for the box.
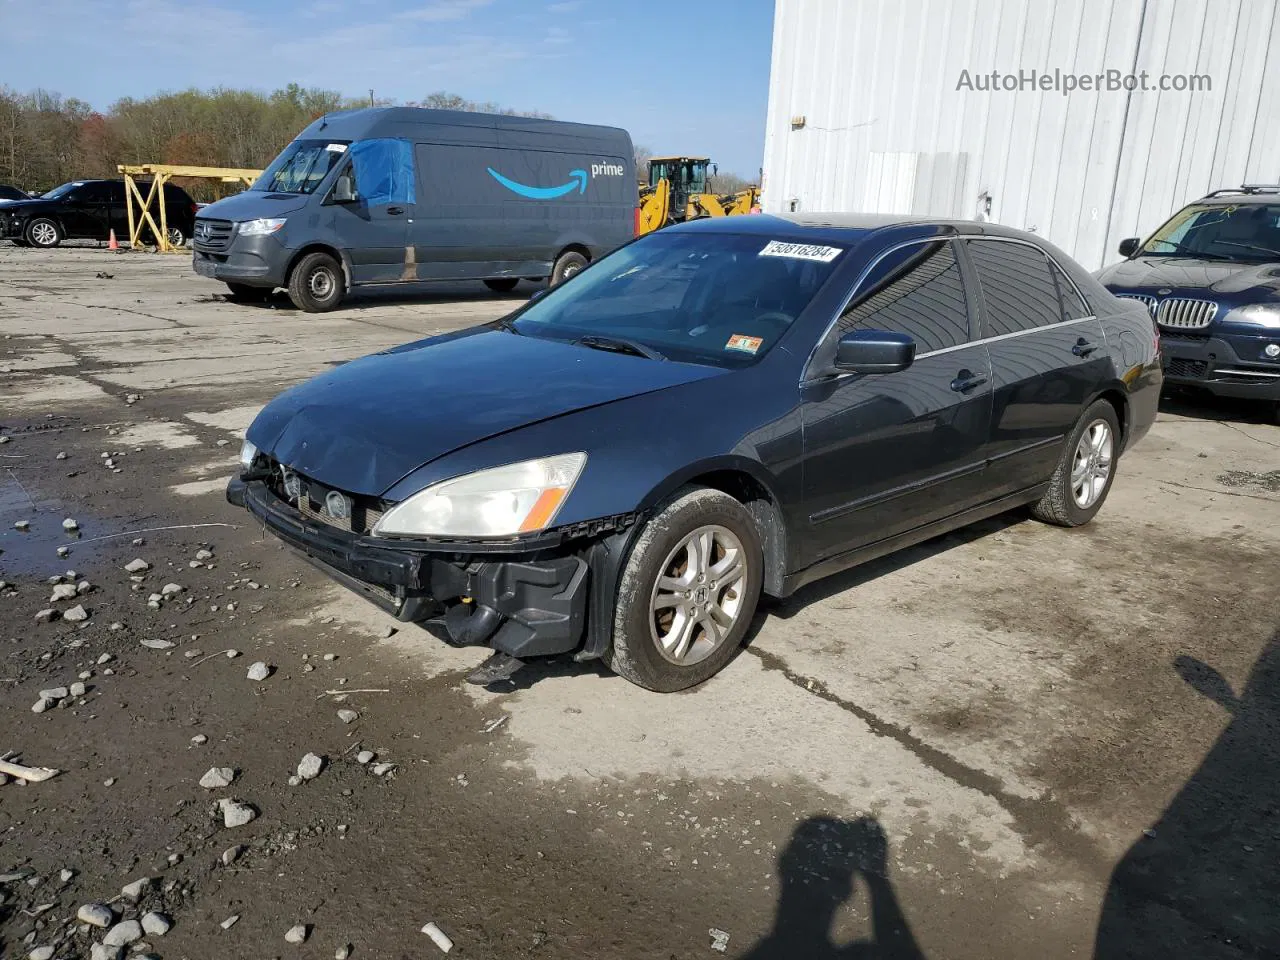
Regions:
[[665, 212, 1046, 245]]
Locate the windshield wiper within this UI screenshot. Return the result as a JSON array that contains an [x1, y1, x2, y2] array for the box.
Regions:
[[1143, 244, 1232, 261], [492, 317, 522, 335], [574, 334, 666, 361], [1214, 241, 1280, 258]]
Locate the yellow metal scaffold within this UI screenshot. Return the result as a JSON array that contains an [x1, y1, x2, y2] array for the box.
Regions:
[[117, 164, 263, 253]]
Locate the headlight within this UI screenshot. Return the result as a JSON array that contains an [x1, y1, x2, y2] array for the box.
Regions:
[[238, 440, 258, 469], [1229, 304, 1280, 329], [372, 453, 587, 539], [238, 218, 286, 236]]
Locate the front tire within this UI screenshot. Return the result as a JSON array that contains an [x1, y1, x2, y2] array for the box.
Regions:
[[483, 277, 519, 293], [550, 250, 588, 286], [607, 487, 762, 692], [26, 218, 61, 248], [287, 252, 344, 312], [1031, 399, 1121, 527]]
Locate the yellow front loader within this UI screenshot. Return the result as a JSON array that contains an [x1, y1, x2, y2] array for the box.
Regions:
[[637, 156, 760, 234]]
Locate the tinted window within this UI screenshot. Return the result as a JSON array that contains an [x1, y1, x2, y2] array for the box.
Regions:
[[74, 183, 113, 203], [838, 240, 970, 353], [1140, 202, 1280, 261], [966, 240, 1062, 336], [1049, 259, 1089, 320]]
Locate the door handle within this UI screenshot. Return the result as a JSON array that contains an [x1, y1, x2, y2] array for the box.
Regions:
[[386, 206, 405, 215], [950, 371, 988, 393], [1072, 338, 1097, 357]]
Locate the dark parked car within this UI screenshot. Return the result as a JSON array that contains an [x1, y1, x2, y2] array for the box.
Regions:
[[227, 215, 1161, 691], [0, 179, 197, 248], [1100, 185, 1280, 419], [0, 184, 30, 203]]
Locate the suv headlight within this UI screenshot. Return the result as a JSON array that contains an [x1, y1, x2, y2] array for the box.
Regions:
[[1229, 304, 1280, 329], [238, 218, 286, 236], [372, 453, 587, 539]]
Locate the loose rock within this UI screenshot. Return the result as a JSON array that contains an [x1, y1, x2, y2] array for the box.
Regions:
[[97, 652, 113, 664], [28, 946, 54, 960], [14, 520, 30, 531], [89, 945, 122, 960], [140, 639, 175, 650], [199, 767, 236, 790], [38, 686, 69, 701], [356, 750, 374, 765], [297, 753, 324, 781], [140, 912, 171, 937], [124, 559, 150, 573], [63, 604, 89, 622], [337, 709, 359, 724], [34, 609, 57, 623], [62, 518, 78, 531], [191, 734, 208, 745], [56, 546, 70, 558], [220, 915, 240, 930], [121, 877, 151, 902], [77, 580, 92, 594], [246, 661, 272, 681], [196, 549, 214, 560], [31, 698, 53, 714], [160, 583, 184, 597], [421, 922, 453, 953], [50, 583, 77, 602], [102, 920, 143, 948], [371, 762, 395, 777], [285, 924, 309, 944], [219, 798, 257, 828], [77, 902, 114, 927], [70, 681, 86, 697], [335, 945, 352, 960], [55, 452, 67, 460], [323, 653, 338, 661], [220, 844, 243, 866]]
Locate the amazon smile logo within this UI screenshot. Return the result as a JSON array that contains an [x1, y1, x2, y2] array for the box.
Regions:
[[487, 161, 624, 200]]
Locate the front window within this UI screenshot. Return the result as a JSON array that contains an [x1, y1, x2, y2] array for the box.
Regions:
[[252, 139, 351, 195], [1140, 202, 1280, 261], [41, 182, 83, 200], [509, 232, 845, 368]]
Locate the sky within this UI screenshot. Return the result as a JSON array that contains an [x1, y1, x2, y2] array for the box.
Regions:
[[0, 0, 776, 177]]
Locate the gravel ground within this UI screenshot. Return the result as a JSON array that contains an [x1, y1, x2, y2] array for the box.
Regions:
[[1, 245, 1278, 959]]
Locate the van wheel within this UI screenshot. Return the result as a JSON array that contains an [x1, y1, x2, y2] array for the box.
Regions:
[[550, 250, 588, 286], [1031, 399, 1121, 527], [484, 278, 519, 293], [288, 252, 344, 312], [606, 487, 762, 692], [26, 218, 62, 248], [225, 283, 270, 303]]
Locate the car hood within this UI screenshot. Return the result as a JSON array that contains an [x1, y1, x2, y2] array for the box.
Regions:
[[247, 327, 725, 496], [0, 198, 52, 213], [1098, 256, 1280, 302], [198, 190, 310, 221]]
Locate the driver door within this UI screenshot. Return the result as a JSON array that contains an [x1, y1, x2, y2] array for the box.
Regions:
[[799, 239, 993, 567], [331, 140, 414, 284]]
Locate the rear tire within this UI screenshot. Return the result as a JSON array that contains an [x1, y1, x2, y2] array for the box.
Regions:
[[1031, 400, 1121, 527], [287, 252, 344, 312], [224, 283, 270, 303], [550, 250, 588, 286], [607, 487, 762, 692], [483, 277, 519, 293], [26, 218, 61, 248]]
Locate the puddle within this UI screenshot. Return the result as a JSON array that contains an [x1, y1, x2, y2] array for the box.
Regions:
[[0, 473, 124, 578]]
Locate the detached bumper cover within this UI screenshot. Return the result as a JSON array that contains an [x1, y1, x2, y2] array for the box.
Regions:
[[229, 477, 589, 658], [1160, 333, 1280, 399]]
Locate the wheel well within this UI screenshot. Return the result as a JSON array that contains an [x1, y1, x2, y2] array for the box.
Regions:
[[687, 469, 787, 598], [1097, 389, 1128, 444], [555, 243, 591, 265], [287, 244, 348, 289]]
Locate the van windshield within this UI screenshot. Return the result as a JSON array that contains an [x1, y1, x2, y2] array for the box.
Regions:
[[509, 232, 844, 368], [251, 140, 351, 195]]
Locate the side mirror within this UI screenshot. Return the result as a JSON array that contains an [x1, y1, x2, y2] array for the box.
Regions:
[[1118, 237, 1140, 257], [332, 175, 356, 204], [528, 288, 548, 302], [834, 330, 915, 374]]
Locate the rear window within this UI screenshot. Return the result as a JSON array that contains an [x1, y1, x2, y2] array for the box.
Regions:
[[510, 232, 845, 367]]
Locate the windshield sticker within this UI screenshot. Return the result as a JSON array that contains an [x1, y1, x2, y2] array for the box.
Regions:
[[759, 240, 842, 262], [726, 334, 764, 354], [325, 143, 348, 152]]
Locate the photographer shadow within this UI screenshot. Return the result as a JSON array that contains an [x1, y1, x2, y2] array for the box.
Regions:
[[738, 816, 926, 960]]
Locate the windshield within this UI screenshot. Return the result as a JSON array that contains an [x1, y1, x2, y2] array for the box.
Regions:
[[251, 139, 351, 195], [41, 182, 83, 200], [1140, 202, 1280, 261], [510, 232, 845, 367]]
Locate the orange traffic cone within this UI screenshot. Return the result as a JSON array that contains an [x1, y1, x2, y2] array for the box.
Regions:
[[108, 229, 119, 252]]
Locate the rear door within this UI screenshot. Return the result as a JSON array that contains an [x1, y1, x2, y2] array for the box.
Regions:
[[335, 139, 414, 284], [799, 238, 993, 565], [961, 238, 1109, 496]]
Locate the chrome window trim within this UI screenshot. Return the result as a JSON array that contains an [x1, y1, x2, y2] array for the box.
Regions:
[[803, 234, 1098, 383]]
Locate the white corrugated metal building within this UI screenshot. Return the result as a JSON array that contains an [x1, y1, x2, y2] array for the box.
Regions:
[[762, 0, 1280, 270]]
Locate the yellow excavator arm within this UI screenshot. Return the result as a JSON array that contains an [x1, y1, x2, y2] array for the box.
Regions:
[[637, 178, 670, 235]]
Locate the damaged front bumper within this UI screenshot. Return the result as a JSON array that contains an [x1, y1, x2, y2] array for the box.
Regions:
[[227, 476, 607, 659]]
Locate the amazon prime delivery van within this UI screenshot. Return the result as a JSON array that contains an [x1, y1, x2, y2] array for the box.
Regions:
[[193, 107, 636, 311]]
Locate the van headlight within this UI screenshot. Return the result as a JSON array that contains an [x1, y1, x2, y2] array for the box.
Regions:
[[238, 218, 287, 236], [238, 440, 258, 469], [372, 453, 587, 539]]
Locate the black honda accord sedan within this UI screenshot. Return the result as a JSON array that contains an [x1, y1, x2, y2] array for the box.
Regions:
[[228, 215, 1160, 691]]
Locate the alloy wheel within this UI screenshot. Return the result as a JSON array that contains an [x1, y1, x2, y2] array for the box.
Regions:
[[649, 524, 747, 665], [30, 221, 57, 246], [1071, 420, 1113, 508]]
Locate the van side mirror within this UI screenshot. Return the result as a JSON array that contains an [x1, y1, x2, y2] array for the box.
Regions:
[[332, 175, 356, 204], [834, 330, 915, 374], [1118, 237, 1140, 257], [528, 288, 548, 302]]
